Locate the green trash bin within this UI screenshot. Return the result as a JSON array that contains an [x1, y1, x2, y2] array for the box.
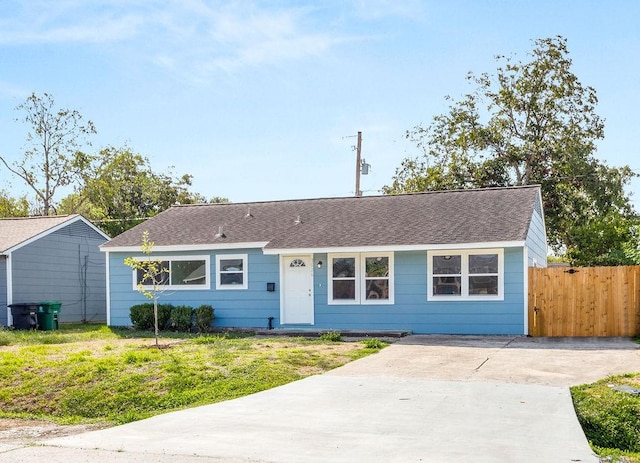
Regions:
[[37, 301, 62, 331]]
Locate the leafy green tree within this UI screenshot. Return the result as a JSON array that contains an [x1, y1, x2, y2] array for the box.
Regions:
[[565, 214, 637, 266], [0, 92, 96, 215], [622, 226, 640, 264], [209, 196, 230, 204], [385, 36, 637, 264], [59, 146, 213, 236], [0, 191, 30, 217]]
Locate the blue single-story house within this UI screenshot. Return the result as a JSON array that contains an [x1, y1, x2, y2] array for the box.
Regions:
[[101, 185, 547, 335], [0, 215, 110, 327]]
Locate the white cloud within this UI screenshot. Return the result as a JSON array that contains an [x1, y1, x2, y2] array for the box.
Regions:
[[0, 1, 373, 83], [349, 0, 427, 21], [0, 1, 146, 44], [148, 2, 353, 79]]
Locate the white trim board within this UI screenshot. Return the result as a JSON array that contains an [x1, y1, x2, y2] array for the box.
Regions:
[[102, 242, 269, 253], [3, 215, 110, 255], [264, 241, 526, 255]]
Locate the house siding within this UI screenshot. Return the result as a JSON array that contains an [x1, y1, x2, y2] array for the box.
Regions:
[[108, 248, 281, 329], [305, 248, 525, 335], [0, 257, 7, 326], [108, 247, 526, 335], [11, 222, 107, 322], [526, 209, 547, 267]]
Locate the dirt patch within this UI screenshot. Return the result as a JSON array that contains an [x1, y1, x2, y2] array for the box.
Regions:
[[0, 418, 108, 444]]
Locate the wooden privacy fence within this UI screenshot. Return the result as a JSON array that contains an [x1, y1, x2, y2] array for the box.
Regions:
[[528, 266, 640, 337]]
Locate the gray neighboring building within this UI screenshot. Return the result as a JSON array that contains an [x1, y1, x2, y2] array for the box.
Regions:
[[0, 215, 110, 327]]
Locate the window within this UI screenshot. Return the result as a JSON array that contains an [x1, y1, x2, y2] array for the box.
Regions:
[[216, 254, 248, 290], [328, 253, 393, 304], [365, 256, 390, 301], [428, 249, 503, 301], [132, 256, 209, 290], [331, 256, 357, 301], [290, 258, 306, 267]]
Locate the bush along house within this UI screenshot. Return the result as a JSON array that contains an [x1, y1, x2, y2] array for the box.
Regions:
[[101, 186, 547, 335]]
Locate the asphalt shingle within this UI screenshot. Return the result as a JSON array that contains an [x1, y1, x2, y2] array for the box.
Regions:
[[103, 186, 542, 250], [0, 215, 81, 253]]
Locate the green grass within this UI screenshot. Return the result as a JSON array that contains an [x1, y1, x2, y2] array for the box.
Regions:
[[571, 372, 640, 462], [0, 324, 383, 426]]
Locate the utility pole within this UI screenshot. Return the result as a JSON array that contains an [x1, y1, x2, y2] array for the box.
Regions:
[[355, 131, 362, 197]]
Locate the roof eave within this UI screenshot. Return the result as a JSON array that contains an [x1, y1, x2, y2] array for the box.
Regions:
[[3, 215, 109, 254], [264, 241, 527, 255], [101, 241, 270, 253]]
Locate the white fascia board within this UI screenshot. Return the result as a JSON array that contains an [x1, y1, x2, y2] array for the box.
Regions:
[[5, 252, 12, 326], [264, 241, 526, 255], [5, 215, 109, 254], [536, 188, 549, 254], [424, 241, 525, 250], [101, 242, 269, 253]]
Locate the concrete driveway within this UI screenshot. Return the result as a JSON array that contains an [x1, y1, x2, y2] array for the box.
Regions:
[[2, 336, 639, 462]]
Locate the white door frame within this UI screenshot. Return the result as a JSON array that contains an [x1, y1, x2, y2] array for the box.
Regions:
[[279, 254, 314, 325]]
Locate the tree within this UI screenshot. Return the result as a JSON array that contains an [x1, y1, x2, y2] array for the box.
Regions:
[[209, 196, 230, 204], [0, 191, 30, 217], [0, 92, 96, 215], [59, 146, 214, 236], [385, 36, 638, 263], [124, 231, 169, 348], [622, 226, 640, 264]]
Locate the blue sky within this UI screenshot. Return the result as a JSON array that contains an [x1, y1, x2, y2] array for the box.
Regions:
[[1, 0, 639, 209]]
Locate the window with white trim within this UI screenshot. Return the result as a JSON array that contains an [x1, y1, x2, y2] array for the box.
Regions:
[[328, 253, 394, 304], [216, 254, 248, 290], [132, 256, 210, 290], [428, 249, 503, 301]]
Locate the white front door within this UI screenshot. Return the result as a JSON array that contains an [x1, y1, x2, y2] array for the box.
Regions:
[[281, 255, 314, 324]]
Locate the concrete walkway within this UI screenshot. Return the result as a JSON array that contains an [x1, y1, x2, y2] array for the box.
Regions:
[[2, 336, 639, 462]]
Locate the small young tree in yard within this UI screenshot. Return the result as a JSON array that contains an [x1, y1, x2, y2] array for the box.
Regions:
[[124, 231, 169, 347]]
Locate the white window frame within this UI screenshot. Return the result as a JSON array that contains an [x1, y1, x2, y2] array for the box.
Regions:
[[130, 255, 210, 291], [328, 252, 394, 305], [427, 249, 504, 301], [216, 254, 248, 290]]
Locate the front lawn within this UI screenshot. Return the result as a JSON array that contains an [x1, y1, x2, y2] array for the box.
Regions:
[[0, 324, 384, 426], [572, 372, 640, 463]]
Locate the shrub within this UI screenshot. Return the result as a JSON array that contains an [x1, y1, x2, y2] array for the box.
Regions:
[[156, 304, 174, 330], [320, 331, 342, 342], [129, 303, 173, 331], [195, 305, 214, 333], [129, 304, 154, 330], [170, 305, 193, 332], [362, 338, 384, 349]]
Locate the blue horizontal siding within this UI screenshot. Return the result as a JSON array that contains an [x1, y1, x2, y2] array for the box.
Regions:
[[108, 247, 527, 334], [108, 249, 281, 328], [526, 209, 547, 266], [299, 248, 526, 334]]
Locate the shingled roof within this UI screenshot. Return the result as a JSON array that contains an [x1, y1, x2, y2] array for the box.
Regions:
[[0, 215, 91, 253], [103, 186, 542, 251]]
